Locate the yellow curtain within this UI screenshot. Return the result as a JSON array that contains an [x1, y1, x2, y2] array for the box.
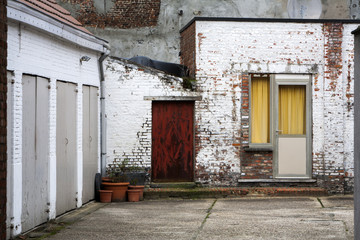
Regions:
[[278, 85, 306, 135], [251, 78, 270, 143]]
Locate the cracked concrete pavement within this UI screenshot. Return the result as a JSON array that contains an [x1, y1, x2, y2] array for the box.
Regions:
[[31, 196, 353, 240]]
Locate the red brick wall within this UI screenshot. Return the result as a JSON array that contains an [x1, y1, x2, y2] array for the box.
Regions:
[[59, 0, 160, 29], [317, 22, 348, 193], [180, 22, 196, 78], [0, 0, 7, 238], [240, 74, 273, 179]]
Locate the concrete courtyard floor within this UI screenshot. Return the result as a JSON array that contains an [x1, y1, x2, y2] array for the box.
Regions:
[[24, 195, 354, 240]]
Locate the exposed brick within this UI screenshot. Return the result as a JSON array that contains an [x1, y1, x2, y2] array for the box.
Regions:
[[180, 22, 196, 78], [59, 0, 160, 29]]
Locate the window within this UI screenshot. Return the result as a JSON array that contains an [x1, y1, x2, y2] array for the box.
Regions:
[[249, 74, 310, 149], [278, 85, 306, 135], [250, 75, 270, 144]]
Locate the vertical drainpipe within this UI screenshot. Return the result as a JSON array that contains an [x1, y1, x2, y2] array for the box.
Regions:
[[99, 47, 110, 176]]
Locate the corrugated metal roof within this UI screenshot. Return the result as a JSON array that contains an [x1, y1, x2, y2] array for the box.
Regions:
[[17, 0, 92, 35]]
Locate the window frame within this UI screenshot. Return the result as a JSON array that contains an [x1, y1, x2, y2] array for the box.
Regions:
[[273, 74, 312, 178], [248, 73, 312, 152], [249, 74, 274, 150]]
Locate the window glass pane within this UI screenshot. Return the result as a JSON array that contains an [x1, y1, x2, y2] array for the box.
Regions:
[[278, 85, 306, 135], [251, 77, 270, 143]]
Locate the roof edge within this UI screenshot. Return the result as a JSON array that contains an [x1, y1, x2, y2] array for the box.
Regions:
[[109, 56, 184, 80], [180, 17, 360, 33], [8, 0, 109, 52]]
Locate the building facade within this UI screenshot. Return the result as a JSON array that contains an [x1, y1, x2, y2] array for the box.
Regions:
[[6, 0, 108, 238], [104, 18, 359, 194], [180, 18, 359, 192]]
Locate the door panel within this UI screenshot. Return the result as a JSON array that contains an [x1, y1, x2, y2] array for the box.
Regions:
[[22, 75, 49, 232], [56, 81, 77, 216], [89, 86, 98, 172], [82, 86, 98, 203], [152, 101, 194, 182], [278, 137, 306, 175], [82, 86, 90, 203], [275, 75, 311, 178]]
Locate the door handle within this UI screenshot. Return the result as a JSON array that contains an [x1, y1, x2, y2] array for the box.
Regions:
[[276, 130, 282, 133]]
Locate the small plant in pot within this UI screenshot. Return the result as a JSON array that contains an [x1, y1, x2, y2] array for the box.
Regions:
[[101, 159, 130, 202], [126, 164, 146, 201], [127, 177, 145, 201]]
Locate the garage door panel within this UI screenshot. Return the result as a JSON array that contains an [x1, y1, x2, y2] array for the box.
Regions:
[[82, 86, 98, 203], [22, 75, 49, 232], [56, 81, 77, 216]]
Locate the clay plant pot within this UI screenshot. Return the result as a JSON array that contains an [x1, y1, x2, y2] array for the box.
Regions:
[[102, 177, 112, 183], [128, 185, 145, 201], [99, 190, 113, 203], [127, 189, 141, 202], [101, 182, 129, 202]]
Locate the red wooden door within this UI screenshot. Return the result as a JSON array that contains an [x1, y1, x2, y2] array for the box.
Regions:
[[152, 101, 194, 182]]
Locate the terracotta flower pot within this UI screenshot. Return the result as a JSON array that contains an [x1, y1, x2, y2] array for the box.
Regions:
[[99, 190, 113, 203], [127, 189, 141, 202], [128, 185, 145, 201], [102, 177, 112, 183], [101, 182, 129, 202]]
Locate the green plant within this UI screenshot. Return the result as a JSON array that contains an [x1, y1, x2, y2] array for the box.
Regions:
[[106, 159, 145, 183], [106, 159, 128, 183], [182, 77, 196, 90], [130, 178, 138, 186]]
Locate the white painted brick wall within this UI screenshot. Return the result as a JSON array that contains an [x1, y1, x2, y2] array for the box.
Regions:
[[105, 21, 356, 190], [193, 21, 357, 187], [342, 25, 355, 179], [104, 58, 199, 170]]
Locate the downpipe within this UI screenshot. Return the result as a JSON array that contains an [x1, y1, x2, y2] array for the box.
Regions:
[[99, 47, 110, 176]]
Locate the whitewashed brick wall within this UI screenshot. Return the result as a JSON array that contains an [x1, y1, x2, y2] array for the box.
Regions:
[[104, 58, 199, 170], [192, 20, 356, 190], [105, 21, 356, 191], [342, 25, 355, 187]]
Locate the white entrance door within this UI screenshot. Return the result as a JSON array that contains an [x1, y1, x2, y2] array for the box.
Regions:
[[275, 75, 311, 178]]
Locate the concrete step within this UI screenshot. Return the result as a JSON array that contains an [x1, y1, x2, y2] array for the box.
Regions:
[[144, 187, 328, 200], [150, 182, 197, 189]]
